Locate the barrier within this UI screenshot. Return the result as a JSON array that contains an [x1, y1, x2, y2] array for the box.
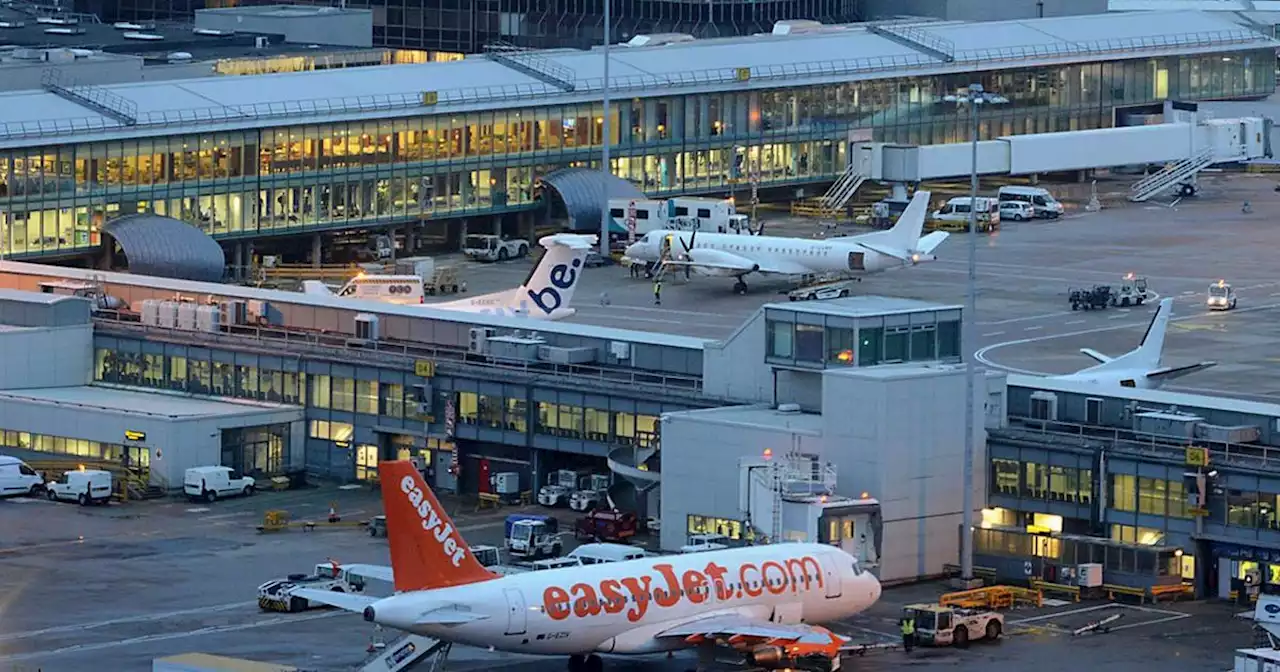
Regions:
[[1030, 578, 1080, 602], [942, 563, 997, 583], [1104, 583, 1148, 604], [1149, 584, 1194, 602], [940, 586, 1044, 610]]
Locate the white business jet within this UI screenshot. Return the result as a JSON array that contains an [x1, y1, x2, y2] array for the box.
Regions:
[[302, 233, 596, 320], [1053, 297, 1216, 389], [623, 191, 947, 294], [293, 461, 881, 672]]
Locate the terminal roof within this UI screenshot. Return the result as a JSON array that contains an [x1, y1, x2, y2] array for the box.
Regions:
[[0, 10, 1271, 146], [672, 404, 825, 433], [0, 384, 299, 419], [769, 295, 961, 318]]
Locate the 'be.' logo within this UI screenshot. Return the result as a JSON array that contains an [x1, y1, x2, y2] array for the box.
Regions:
[[527, 259, 581, 315]]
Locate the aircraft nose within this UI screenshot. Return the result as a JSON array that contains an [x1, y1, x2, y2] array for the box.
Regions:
[[866, 575, 882, 603]]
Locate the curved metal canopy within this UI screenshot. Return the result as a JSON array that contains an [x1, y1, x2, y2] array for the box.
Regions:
[[102, 214, 226, 282], [541, 167, 646, 232]]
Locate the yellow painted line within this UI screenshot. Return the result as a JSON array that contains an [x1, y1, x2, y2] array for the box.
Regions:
[[1171, 322, 1226, 331]]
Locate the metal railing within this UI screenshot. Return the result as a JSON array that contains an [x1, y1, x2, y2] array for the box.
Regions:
[[484, 41, 577, 92], [40, 68, 138, 126], [997, 416, 1280, 474], [90, 310, 712, 402], [867, 21, 956, 62]]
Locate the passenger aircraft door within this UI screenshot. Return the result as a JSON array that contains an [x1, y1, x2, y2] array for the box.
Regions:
[[823, 556, 843, 599], [504, 587, 527, 635], [848, 252, 865, 271]]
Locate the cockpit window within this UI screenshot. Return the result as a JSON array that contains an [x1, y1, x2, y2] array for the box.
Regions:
[[850, 560, 862, 575]]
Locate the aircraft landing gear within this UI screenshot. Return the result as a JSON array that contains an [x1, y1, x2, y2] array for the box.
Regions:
[[568, 654, 603, 672], [733, 279, 749, 295]]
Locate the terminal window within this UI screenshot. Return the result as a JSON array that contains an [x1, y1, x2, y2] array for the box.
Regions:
[[688, 515, 743, 541]]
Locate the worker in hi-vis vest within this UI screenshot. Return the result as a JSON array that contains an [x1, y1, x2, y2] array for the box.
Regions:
[[899, 614, 916, 652]]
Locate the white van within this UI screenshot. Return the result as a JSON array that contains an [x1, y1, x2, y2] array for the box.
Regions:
[[46, 469, 112, 505], [567, 542, 649, 565], [0, 455, 44, 497], [997, 186, 1064, 219], [184, 466, 256, 503]]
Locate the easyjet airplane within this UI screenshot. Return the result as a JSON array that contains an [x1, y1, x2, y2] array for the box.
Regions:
[[294, 461, 882, 672]]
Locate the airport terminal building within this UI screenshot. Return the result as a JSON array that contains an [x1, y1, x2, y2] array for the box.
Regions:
[[0, 10, 1273, 263]]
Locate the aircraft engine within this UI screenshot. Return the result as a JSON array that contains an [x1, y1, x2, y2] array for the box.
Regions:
[[747, 646, 788, 668]]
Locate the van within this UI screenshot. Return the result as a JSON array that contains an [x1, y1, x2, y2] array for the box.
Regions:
[[567, 542, 649, 565], [184, 466, 256, 503], [0, 455, 44, 497], [931, 196, 999, 232], [46, 469, 111, 505], [997, 186, 1064, 219]]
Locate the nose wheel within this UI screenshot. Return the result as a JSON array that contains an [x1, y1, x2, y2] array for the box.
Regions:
[[733, 279, 749, 295]]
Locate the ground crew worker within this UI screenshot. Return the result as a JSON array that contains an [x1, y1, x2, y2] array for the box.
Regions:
[[899, 613, 916, 652], [653, 280, 662, 306]]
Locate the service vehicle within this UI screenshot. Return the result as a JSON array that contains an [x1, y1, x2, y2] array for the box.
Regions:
[[997, 185, 1064, 219], [1209, 279, 1238, 310], [463, 234, 529, 262], [575, 509, 638, 543], [258, 562, 365, 613], [568, 542, 649, 564], [0, 454, 44, 497], [1069, 285, 1112, 311], [788, 280, 855, 302], [569, 488, 605, 512], [997, 201, 1035, 222], [505, 514, 563, 560], [472, 544, 529, 576], [184, 466, 255, 503], [902, 604, 1004, 648], [1111, 273, 1150, 307], [528, 557, 582, 571], [537, 484, 571, 507], [681, 533, 731, 553], [930, 196, 999, 232], [45, 468, 112, 505]]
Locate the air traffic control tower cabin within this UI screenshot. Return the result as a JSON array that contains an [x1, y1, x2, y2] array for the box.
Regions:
[[0, 11, 1272, 266], [658, 297, 999, 583]]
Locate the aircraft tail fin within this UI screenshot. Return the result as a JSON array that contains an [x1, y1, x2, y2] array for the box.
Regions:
[[512, 233, 597, 319], [1130, 297, 1174, 368], [887, 190, 931, 251], [379, 460, 496, 593], [301, 280, 336, 297]]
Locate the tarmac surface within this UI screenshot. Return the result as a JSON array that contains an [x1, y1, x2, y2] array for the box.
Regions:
[[0, 485, 1260, 671], [451, 172, 1280, 404]]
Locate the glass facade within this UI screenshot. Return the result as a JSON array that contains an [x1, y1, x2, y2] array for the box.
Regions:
[[2, 49, 1271, 259], [455, 390, 660, 446], [766, 309, 961, 368]]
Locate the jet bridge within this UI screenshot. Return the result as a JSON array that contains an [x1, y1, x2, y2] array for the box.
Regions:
[[823, 114, 1271, 208]]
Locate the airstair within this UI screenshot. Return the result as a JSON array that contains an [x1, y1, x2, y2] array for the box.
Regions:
[[360, 633, 449, 672], [816, 163, 867, 217], [1127, 146, 1215, 202]]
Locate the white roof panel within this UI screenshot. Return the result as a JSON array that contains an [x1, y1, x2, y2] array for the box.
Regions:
[[3, 385, 298, 419], [0, 89, 116, 127]]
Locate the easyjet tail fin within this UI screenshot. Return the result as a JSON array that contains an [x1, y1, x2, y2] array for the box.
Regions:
[[379, 460, 496, 593]]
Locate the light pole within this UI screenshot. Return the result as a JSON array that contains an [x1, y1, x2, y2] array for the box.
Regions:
[[942, 84, 1006, 583], [598, 0, 612, 257]]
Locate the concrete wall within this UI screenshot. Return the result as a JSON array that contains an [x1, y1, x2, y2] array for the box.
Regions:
[[0, 325, 93, 389], [658, 407, 822, 552], [821, 365, 986, 583], [858, 0, 1107, 21], [703, 312, 771, 402]]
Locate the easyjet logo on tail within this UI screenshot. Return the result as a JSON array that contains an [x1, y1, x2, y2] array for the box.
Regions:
[[542, 556, 824, 623], [400, 475, 466, 567]]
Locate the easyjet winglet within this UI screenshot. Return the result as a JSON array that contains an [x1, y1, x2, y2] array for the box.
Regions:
[[380, 460, 496, 592]]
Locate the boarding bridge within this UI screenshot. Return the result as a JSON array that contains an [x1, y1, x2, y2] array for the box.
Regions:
[[360, 634, 448, 672], [831, 114, 1271, 203]]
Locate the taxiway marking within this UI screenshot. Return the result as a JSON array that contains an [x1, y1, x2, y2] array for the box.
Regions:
[[0, 601, 255, 642]]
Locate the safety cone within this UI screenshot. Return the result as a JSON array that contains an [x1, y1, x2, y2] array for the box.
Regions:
[[328, 504, 340, 523]]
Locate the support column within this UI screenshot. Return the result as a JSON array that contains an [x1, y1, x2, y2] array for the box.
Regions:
[[491, 215, 502, 236], [406, 227, 417, 255], [458, 218, 468, 252], [389, 227, 400, 261], [233, 243, 244, 282], [310, 233, 322, 268], [522, 211, 536, 244]]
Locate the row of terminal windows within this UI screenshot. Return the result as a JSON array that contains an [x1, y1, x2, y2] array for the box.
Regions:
[[990, 458, 1094, 505], [455, 392, 659, 445], [96, 350, 310, 406], [0, 429, 144, 467], [766, 321, 960, 367], [1110, 474, 1189, 519]]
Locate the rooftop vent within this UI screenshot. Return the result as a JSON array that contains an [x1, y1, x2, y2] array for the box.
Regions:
[[122, 32, 164, 41], [772, 19, 826, 35], [624, 33, 695, 48], [776, 403, 802, 414], [167, 51, 193, 62], [114, 21, 154, 30], [69, 48, 94, 58], [193, 28, 235, 37], [0, 21, 26, 29]]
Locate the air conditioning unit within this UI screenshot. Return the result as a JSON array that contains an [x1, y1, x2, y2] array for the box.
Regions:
[[355, 313, 380, 341], [220, 299, 247, 325], [469, 327, 495, 354], [1029, 392, 1058, 421]]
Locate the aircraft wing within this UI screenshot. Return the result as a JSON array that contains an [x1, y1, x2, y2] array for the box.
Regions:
[[664, 248, 813, 276], [656, 614, 848, 654], [1146, 361, 1217, 382], [1079, 348, 1113, 365], [291, 588, 378, 613]]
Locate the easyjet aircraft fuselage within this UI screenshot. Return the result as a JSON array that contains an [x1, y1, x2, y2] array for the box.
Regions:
[[367, 543, 879, 655]]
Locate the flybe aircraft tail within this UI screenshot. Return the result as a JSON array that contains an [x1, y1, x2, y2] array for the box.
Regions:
[[380, 460, 496, 593], [508, 233, 597, 319]]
